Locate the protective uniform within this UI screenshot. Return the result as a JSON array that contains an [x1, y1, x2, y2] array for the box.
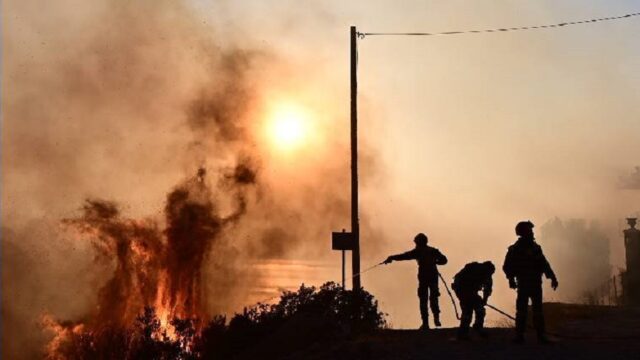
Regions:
[[452, 261, 494, 339], [503, 221, 557, 342], [385, 234, 447, 329]]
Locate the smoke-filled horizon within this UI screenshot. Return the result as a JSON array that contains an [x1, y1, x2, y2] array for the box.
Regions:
[[3, 0, 640, 357]]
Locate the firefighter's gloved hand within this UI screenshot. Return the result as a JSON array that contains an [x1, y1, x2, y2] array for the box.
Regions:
[[551, 278, 559, 291], [508, 278, 517, 289], [383, 257, 393, 265]]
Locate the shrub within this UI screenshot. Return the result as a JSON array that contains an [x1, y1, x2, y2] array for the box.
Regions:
[[198, 282, 387, 358], [46, 282, 386, 359]]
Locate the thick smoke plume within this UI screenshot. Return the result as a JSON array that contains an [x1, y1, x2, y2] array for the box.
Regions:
[[2, 0, 382, 358], [539, 218, 611, 302]]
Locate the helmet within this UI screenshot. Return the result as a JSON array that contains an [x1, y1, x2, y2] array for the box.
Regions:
[[414, 233, 428, 246], [482, 261, 496, 274], [515, 221, 534, 236]]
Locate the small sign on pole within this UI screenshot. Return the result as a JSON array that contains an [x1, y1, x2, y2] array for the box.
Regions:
[[332, 230, 355, 251], [332, 230, 354, 289]]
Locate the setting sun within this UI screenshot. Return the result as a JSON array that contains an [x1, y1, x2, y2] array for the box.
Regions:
[[267, 103, 310, 151]]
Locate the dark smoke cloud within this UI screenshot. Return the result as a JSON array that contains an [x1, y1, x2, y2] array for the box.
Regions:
[[3, 0, 384, 357]]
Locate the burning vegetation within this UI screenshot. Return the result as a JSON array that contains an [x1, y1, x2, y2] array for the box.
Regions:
[[45, 278, 384, 360], [43, 167, 385, 359], [44, 166, 255, 356]]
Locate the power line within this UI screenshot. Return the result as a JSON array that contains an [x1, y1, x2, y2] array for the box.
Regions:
[[359, 11, 640, 38]]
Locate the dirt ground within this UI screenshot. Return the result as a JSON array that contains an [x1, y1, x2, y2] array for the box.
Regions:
[[288, 303, 640, 360]]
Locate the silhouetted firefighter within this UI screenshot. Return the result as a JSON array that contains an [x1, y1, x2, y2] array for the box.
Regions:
[[624, 218, 640, 304], [452, 261, 495, 340], [384, 233, 448, 329], [503, 221, 558, 344]]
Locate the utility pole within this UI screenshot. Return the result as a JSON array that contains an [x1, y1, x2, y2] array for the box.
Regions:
[[350, 26, 361, 290]]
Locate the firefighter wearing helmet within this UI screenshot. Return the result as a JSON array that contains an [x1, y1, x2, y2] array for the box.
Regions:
[[383, 233, 448, 330], [452, 261, 495, 340], [503, 221, 558, 344]]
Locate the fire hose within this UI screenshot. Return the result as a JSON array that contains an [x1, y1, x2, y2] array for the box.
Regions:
[[438, 274, 640, 340], [352, 262, 385, 279], [438, 272, 461, 320]]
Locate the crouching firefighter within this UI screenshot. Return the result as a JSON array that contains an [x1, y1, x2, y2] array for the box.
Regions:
[[384, 233, 448, 330], [452, 261, 495, 340]]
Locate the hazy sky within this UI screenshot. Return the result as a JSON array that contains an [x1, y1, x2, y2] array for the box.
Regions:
[[184, 0, 640, 326], [3, 0, 640, 331]]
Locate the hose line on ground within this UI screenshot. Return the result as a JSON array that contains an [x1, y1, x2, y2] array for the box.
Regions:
[[484, 302, 640, 340], [438, 272, 461, 320]]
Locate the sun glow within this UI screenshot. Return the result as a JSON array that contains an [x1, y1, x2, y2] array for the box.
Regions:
[[266, 103, 310, 151]]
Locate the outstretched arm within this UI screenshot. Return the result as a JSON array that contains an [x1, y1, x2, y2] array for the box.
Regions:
[[384, 249, 417, 264]]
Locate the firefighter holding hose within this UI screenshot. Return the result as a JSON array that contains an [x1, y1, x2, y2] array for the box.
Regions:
[[452, 261, 495, 340], [383, 233, 448, 330]]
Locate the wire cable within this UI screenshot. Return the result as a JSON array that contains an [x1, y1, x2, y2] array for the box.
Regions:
[[359, 11, 640, 39]]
